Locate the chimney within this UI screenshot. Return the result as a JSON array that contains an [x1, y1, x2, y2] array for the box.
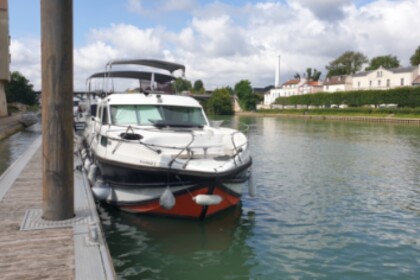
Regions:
[[275, 55, 280, 88]]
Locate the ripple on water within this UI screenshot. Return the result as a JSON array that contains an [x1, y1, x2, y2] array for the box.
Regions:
[[99, 118, 420, 280]]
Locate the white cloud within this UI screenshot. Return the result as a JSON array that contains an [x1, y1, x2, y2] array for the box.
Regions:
[[9, 0, 420, 91]]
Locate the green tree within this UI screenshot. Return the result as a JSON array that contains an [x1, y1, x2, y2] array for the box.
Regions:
[[365, 55, 400, 71], [172, 78, 192, 93], [234, 80, 256, 111], [410, 46, 420, 66], [326, 51, 368, 77], [5, 71, 37, 105], [193, 79, 205, 94], [207, 88, 233, 115], [306, 68, 322, 81]]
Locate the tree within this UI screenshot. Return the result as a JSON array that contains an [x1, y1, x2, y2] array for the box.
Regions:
[[234, 80, 256, 111], [193, 80, 205, 94], [326, 51, 368, 77], [410, 46, 420, 66], [306, 68, 322, 81], [294, 73, 301, 79], [172, 78, 192, 93], [365, 55, 400, 71], [206, 88, 233, 115], [5, 71, 37, 105]]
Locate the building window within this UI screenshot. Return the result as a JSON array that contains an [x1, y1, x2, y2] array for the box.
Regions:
[[358, 81, 360, 88], [377, 71, 382, 77], [401, 78, 404, 86], [386, 79, 390, 87], [378, 80, 381, 87], [369, 80, 372, 87]]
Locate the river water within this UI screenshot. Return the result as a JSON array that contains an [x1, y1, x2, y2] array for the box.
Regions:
[[98, 116, 420, 280], [0, 123, 41, 175], [1, 118, 419, 279]]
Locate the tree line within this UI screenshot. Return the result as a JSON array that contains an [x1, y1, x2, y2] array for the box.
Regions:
[[293, 45, 420, 81], [325, 46, 420, 78]]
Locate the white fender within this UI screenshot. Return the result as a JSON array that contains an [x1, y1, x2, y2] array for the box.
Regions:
[[87, 164, 97, 185], [92, 179, 110, 201], [83, 158, 92, 171], [193, 194, 223, 206], [159, 186, 176, 210]]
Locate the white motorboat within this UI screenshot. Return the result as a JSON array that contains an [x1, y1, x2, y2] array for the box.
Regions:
[[79, 59, 253, 219]]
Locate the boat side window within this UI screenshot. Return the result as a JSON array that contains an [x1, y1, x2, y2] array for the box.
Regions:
[[102, 107, 109, 124]]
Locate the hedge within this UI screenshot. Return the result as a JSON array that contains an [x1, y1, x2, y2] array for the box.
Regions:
[[274, 87, 420, 107]]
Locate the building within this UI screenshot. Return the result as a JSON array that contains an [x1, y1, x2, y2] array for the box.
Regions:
[[0, 0, 10, 117], [352, 65, 420, 90], [323, 75, 352, 92], [300, 80, 323, 95]]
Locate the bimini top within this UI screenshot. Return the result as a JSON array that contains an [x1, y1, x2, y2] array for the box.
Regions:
[[106, 59, 185, 74], [88, 71, 176, 84]]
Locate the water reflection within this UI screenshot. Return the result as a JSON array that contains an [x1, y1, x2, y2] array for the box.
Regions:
[[99, 204, 256, 280]]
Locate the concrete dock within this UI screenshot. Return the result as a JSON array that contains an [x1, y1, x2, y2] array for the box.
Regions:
[[0, 136, 116, 279]]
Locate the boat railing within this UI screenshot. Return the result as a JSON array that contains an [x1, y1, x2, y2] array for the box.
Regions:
[[102, 125, 248, 169]]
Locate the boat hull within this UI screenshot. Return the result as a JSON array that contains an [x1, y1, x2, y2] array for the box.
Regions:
[[114, 184, 244, 219], [95, 158, 250, 219]]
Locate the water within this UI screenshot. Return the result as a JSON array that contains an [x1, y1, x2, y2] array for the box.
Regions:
[[98, 117, 420, 279], [0, 123, 41, 175]]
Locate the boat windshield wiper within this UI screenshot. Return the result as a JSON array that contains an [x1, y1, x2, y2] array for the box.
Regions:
[[149, 119, 203, 129]]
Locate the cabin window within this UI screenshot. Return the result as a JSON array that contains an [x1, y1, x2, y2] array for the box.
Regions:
[[386, 79, 390, 87], [378, 80, 381, 87], [401, 78, 404, 86], [110, 105, 206, 126], [377, 71, 382, 77]]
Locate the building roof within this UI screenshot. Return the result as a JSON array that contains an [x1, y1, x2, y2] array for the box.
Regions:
[[353, 66, 417, 77], [282, 79, 300, 86], [413, 75, 420, 85], [323, 75, 349, 85]]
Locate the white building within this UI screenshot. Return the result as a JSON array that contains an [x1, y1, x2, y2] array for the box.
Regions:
[[352, 65, 420, 90], [264, 78, 307, 106], [323, 75, 352, 92]]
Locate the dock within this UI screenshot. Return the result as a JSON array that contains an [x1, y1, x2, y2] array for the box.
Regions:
[[0, 136, 116, 279]]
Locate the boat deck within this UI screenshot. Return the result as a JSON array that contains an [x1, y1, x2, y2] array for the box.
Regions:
[[0, 136, 115, 279]]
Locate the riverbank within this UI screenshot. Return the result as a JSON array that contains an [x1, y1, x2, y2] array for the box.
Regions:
[[0, 113, 25, 141], [238, 111, 420, 125]]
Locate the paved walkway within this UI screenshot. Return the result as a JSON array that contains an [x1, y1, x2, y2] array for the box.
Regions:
[[0, 137, 116, 279]]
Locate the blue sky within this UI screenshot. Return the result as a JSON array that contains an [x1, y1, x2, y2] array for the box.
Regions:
[[7, 0, 420, 90]]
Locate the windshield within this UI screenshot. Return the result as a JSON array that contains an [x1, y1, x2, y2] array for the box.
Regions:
[[110, 105, 207, 127]]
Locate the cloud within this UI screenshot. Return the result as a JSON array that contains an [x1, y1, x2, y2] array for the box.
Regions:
[[9, 0, 420, 91], [292, 0, 353, 22]]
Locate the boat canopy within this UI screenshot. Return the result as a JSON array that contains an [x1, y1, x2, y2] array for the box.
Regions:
[[87, 71, 175, 84], [106, 59, 185, 75]]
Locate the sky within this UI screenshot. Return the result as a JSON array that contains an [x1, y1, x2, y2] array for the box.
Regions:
[[7, 0, 420, 91]]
